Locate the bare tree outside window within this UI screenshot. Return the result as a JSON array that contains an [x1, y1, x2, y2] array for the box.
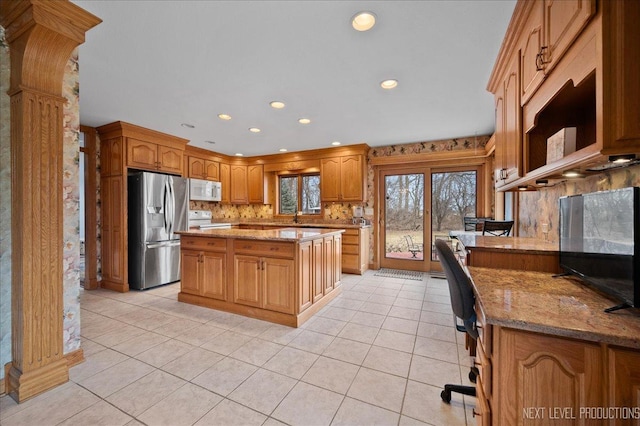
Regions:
[[431, 171, 477, 231], [279, 174, 320, 215]]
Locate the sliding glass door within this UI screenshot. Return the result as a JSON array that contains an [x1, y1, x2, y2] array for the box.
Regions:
[[380, 166, 480, 272], [430, 170, 477, 266]]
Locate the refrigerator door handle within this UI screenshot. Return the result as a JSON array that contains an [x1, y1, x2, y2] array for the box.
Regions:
[[147, 241, 181, 249], [163, 179, 171, 235], [169, 178, 176, 236]]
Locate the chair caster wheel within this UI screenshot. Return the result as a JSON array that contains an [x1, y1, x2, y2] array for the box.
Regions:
[[469, 366, 479, 383], [441, 390, 451, 404]]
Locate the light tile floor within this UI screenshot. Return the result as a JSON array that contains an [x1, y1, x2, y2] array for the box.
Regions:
[[0, 271, 476, 426]]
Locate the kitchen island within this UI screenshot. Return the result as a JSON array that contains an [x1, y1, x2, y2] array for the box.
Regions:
[[176, 228, 344, 327]]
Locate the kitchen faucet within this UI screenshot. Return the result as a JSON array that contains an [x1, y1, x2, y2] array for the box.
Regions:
[[293, 211, 299, 224]]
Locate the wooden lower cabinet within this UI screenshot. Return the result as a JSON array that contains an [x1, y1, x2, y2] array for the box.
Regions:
[[179, 233, 343, 327], [481, 324, 640, 425], [180, 249, 227, 301], [262, 257, 295, 314], [341, 228, 369, 275], [312, 238, 324, 303], [233, 255, 294, 314], [100, 175, 127, 291], [494, 327, 603, 425], [608, 347, 640, 426]]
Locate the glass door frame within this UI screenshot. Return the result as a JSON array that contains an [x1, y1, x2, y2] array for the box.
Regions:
[[428, 165, 484, 272], [379, 166, 432, 272], [377, 164, 487, 273]]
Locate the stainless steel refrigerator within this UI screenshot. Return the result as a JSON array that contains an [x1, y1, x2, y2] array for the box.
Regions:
[[128, 171, 189, 290]]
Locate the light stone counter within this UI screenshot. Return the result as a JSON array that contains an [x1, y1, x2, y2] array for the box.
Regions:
[[177, 227, 344, 242]]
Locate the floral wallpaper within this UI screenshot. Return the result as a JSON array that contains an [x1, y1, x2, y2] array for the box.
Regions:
[[518, 163, 640, 242], [62, 48, 82, 355], [0, 27, 82, 381], [0, 27, 11, 382]]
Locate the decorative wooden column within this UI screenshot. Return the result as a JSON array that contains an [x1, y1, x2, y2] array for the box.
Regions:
[[0, 0, 100, 402]]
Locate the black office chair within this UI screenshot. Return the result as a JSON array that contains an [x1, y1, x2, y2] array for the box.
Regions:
[[481, 220, 514, 236], [434, 239, 478, 404]]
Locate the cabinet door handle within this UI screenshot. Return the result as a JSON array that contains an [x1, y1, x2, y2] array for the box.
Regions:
[[535, 46, 548, 71], [473, 410, 481, 418]]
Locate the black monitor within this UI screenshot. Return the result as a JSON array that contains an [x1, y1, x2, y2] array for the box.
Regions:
[[559, 187, 640, 312]]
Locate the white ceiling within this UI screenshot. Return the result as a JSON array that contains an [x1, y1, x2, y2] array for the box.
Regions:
[[72, 0, 515, 157]]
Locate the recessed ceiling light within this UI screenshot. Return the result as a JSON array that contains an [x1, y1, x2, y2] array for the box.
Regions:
[[298, 118, 311, 124], [279, 148, 288, 152], [204, 140, 216, 145], [331, 141, 341, 146], [181, 123, 195, 128], [249, 127, 261, 133], [235, 153, 244, 156], [270, 101, 285, 109], [218, 114, 231, 120], [352, 11, 376, 31], [380, 79, 398, 89]]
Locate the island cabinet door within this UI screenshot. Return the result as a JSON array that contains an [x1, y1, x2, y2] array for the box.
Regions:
[[323, 236, 335, 294], [299, 242, 313, 312], [312, 239, 324, 303], [181, 250, 202, 295], [234, 255, 261, 308], [333, 234, 342, 285], [202, 251, 227, 301], [263, 258, 295, 314]]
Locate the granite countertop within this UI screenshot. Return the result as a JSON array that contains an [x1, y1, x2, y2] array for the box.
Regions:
[[457, 234, 558, 254], [468, 266, 640, 349], [212, 220, 371, 230], [177, 227, 345, 242]]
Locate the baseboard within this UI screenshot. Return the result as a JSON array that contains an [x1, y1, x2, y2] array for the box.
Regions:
[[65, 349, 85, 368], [0, 351, 82, 400]]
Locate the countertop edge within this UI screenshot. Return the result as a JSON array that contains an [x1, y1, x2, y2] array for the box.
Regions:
[[177, 227, 345, 242]]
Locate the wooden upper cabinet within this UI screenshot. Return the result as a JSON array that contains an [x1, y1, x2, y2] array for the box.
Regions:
[[320, 155, 365, 202], [320, 157, 341, 202], [188, 156, 220, 181], [520, 2, 545, 105], [127, 138, 157, 170], [220, 163, 230, 203], [100, 137, 124, 177], [127, 138, 184, 175], [248, 164, 265, 204], [188, 156, 206, 179], [604, 0, 640, 151], [340, 155, 365, 201], [205, 160, 220, 181], [230, 164, 248, 204], [494, 96, 506, 187], [158, 145, 183, 174], [502, 57, 522, 185], [543, 0, 595, 73]]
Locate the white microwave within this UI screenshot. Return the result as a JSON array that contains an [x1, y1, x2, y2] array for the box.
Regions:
[[189, 178, 221, 202]]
